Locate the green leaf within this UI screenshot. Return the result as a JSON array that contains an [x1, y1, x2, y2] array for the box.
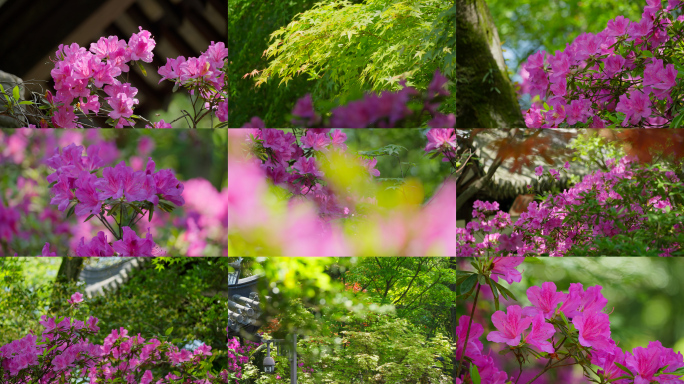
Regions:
[[469, 364, 482, 384], [492, 280, 518, 302], [672, 112, 684, 128], [172, 82, 180, 93], [66, 203, 76, 219], [19, 100, 33, 105], [613, 362, 633, 377], [12, 85, 20, 101], [165, 327, 174, 336], [84, 214, 95, 223], [0, 83, 4, 94], [460, 274, 477, 295], [487, 276, 500, 311], [137, 60, 147, 76], [149, 206, 154, 222]]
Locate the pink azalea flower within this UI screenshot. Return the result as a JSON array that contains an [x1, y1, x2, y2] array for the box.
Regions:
[[67, 292, 83, 305], [572, 310, 613, 351], [300, 131, 331, 152], [487, 305, 532, 347], [112, 227, 156, 256], [523, 312, 556, 353], [128, 26, 156, 63], [41, 242, 58, 256], [424, 128, 456, 152], [74, 171, 102, 217], [329, 129, 348, 151], [606, 16, 631, 36], [626, 344, 662, 384], [456, 315, 484, 360], [489, 257, 524, 284], [526, 282, 567, 319], [50, 173, 75, 212], [361, 157, 381, 177], [292, 156, 324, 178], [153, 169, 185, 206], [76, 231, 115, 257]]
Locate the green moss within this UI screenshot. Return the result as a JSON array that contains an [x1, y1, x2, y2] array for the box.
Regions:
[[456, 0, 525, 128]]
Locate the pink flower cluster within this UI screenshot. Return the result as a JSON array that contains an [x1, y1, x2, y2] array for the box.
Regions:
[[458, 258, 684, 384], [0, 311, 224, 383], [520, 0, 684, 128], [157, 41, 228, 123], [49, 27, 155, 128], [457, 156, 683, 256], [45, 143, 184, 256], [424, 128, 457, 162], [244, 70, 454, 129]]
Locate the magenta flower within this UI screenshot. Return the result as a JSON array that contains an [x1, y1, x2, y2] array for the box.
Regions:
[[361, 157, 380, 177], [112, 227, 155, 256], [526, 282, 567, 319], [572, 310, 613, 351], [50, 173, 75, 212], [560, 283, 608, 318], [128, 26, 156, 63], [487, 305, 532, 347], [591, 345, 627, 382], [292, 94, 317, 123], [153, 169, 185, 206], [74, 171, 102, 217], [626, 344, 662, 384], [67, 292, 83, 305], [300, 131, 331, 152], [606, 16, 630, 36], [456, 315, 484, 360], [602, 54, 626, 77], [76, 231, 115, 257], [41, 242, 58, 256], [0, 201, 20, 242], [535, 165, 544, 177], [523, 312, 556, 353], [424, 128, 456, 152], [549, 169, 560, 181], [489, 257, 524, 284], [107, 93, 136, 120], [292, 156, 324, 178], [329, 129, 348, 151]]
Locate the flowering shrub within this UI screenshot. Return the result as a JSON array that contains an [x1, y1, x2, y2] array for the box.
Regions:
[[228, 128, 457, 256], [0, 128, 227, 256], [0, 292, 228, 383], [457, 155, 684, 256], [0, 28, 227, 128], [518, 0, 684, 128], [456, 257, 684, 384]]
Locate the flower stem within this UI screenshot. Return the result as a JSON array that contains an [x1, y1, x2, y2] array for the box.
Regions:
[[455, 282, 481, 379]]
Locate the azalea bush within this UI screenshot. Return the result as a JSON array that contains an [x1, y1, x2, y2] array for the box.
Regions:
[[0, 28, 227, 128], [457, 156, 684, 256], [456, 257, 684, 384], [518, 0, 684, 128], [0, 128, 227, 256], [0, 290, 228, 383], [228, 128, 457, 256]]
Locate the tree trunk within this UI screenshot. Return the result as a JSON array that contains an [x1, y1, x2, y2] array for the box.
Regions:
[[56, 257, 85, 284], [456, 0, 525, 128]]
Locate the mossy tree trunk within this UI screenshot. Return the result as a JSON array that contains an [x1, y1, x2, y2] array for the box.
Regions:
[[456, 0, 525, 128]]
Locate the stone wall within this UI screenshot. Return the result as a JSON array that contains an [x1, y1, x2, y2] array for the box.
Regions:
[[0, 69, 26, 128]]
